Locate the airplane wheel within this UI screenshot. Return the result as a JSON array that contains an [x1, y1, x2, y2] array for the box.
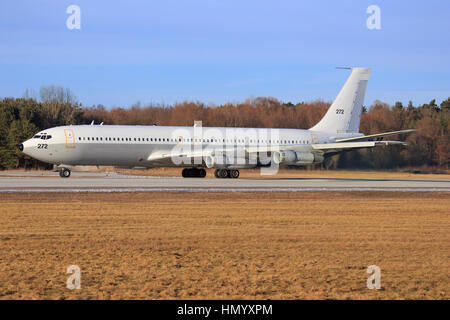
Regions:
[[214, 169, 220, 178], [182, 168, 193, 177], [182, 168, 206, 178], [218, 169, 228, 178], [230, 169, 239, 179], [60, 168, 71, 178]]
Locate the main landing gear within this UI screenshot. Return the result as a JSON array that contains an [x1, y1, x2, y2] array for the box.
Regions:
[[182, 168, 206, 178], [181, 168, 240, 178], [214, 169, 239, 179], [59, 168, 71, 178]]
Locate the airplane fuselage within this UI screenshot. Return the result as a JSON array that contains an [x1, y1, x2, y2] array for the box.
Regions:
[[20, 124, 355, 169]]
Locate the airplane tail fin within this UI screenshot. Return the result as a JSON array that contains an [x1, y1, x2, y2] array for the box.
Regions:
[[310, 67, 371, 133]]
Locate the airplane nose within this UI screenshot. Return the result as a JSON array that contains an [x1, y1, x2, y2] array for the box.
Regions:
[[17, 144, 24, 152]]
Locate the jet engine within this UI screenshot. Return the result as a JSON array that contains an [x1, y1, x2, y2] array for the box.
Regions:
[[272, 151, 324, 165], [205, 155, 254, 169]]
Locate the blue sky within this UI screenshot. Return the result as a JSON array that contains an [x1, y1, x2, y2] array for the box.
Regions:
[[0, 0, 449, 108]]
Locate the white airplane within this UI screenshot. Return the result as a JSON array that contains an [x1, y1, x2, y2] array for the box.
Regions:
[[19, 68, 413, 178]]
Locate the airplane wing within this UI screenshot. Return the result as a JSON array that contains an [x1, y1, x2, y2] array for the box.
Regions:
[[312, 140, 407, 151], [147, 139, 409, 163], [245, 140, 408, 156], [145, 133, 411, 166], [335, 129, 415, 143], [146, 147, 236, 164]]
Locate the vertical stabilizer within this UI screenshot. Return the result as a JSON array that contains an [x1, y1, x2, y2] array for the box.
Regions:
[[310, 67, 370, 133]]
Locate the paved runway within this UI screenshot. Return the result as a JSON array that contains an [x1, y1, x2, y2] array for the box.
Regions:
[[0, 171, 449, 192]]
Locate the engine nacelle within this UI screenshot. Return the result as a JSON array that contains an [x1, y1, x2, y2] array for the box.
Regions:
[[272, 151, 324, 165], [272, 150, 297, 164], [205, 155, 252, 169], [295, 152, 314, 164], [313, 154, 324, 164]]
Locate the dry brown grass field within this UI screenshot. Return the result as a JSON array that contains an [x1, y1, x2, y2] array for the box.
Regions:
[[0, 192, 448, 300]]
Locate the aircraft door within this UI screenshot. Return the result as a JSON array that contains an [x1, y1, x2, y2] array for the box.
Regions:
[[64, 129, 76, 148]]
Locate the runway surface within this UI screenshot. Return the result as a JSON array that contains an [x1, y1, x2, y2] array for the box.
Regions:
[[0, 171, 449, 192]]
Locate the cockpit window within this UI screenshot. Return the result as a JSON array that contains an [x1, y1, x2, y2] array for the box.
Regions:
[[34, 135, 52, 140]]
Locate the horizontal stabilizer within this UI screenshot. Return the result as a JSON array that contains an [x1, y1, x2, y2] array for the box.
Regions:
[[335, 129, 415, 143]]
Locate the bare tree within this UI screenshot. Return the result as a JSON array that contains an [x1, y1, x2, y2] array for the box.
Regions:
[[39, 85, 77, 104]]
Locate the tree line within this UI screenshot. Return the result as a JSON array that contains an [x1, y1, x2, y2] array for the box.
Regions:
[[0, 86, 448, 170]]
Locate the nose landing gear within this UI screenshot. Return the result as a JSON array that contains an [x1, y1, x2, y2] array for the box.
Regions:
[[214, 169, 239, 179], [59, 168, 71, 178]]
